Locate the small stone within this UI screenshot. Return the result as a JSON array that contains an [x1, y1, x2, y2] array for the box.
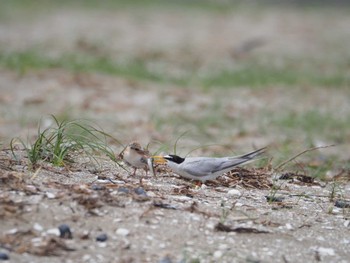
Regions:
[[158, 255, 172, 263], [45, 192, 56, 199], [206, 222, 216, 230], [265, 195, 284, 202], [97, 242, 107, 248], [285, 223, 293, 230], [25, 185, 38, 194], [96, 233, 108, 242], [0, 253, 9, 260], [172, 196, 192, 201], [227, 189, 241, 196], [317, 247, 335, 256], [82, 254, 91, 262], [200, 184, 208, 189], [344, 220, 350, 227], [335, 200, 350, 208], [46, 228, 60, 236], [116, 228, 129, 236], [6, 228, 18, 235], [33, 223, 43, 232], [80, 230, 90, 240], [213, 250, 223, 259], [146, 191, 156, 197], [58, 224, 72, 239], [134, 187, 147, 196]]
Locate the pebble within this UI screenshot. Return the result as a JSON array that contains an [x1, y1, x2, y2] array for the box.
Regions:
[[335, 200, 350, 208], [6, 228, 18, 235], [46, 228, 60, 236], [147, 191, 156, 197], [116, 228, 130, 236], [0, 253, 9, 260], [285, 223, 293, 230], [158, 255, 172, 263], [82, 254, 91, 262], [317, 247, 335, 256], [200, 184, 208, 189], [227, 189, 241, 196], [33, 223, 43, 232], [25, 185, 37, 193], [97, 242, 107, 248], [80, 230, 90, 240], [265, 195, 284, 202], [206, 222, 216, 230], [213, 250, 223, 259], [45, 192, 56, 199], [96, 233, 108, 242], [58, 224, 73, 239], [171, 196, 192, 201], [134, 187, 147, 196]]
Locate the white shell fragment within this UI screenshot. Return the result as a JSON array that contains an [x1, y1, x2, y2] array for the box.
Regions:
[[116, 228, 130, 236]]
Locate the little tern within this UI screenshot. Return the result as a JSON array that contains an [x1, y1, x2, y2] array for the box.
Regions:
[[152, 147, 266, 182]]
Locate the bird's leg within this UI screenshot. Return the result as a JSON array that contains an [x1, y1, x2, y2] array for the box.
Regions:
[[132, 168, 137, 176], [194, 180, 203, 188]]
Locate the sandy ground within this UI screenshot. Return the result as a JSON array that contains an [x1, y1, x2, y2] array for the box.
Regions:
[[1, 5, 350, 263]]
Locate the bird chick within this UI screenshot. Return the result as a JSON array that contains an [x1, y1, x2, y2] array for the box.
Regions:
[[119, 142, 150, 177]]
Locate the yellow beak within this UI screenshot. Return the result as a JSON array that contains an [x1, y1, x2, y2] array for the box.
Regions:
[[152, 156, 167, 164]]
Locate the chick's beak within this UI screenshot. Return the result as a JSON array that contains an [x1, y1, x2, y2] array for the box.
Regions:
[[152, 156, 167, 164]]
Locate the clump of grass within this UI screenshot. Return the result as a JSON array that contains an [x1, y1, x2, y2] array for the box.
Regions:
[[328, 180, 343, 202], [220, 200, 230, 224], [11, 115, 120, 168]]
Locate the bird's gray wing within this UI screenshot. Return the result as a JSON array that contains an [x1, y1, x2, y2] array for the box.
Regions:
[[182, 158, 227, 177], [210, 157, 250, 172], [181, 148, 266, 176]]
